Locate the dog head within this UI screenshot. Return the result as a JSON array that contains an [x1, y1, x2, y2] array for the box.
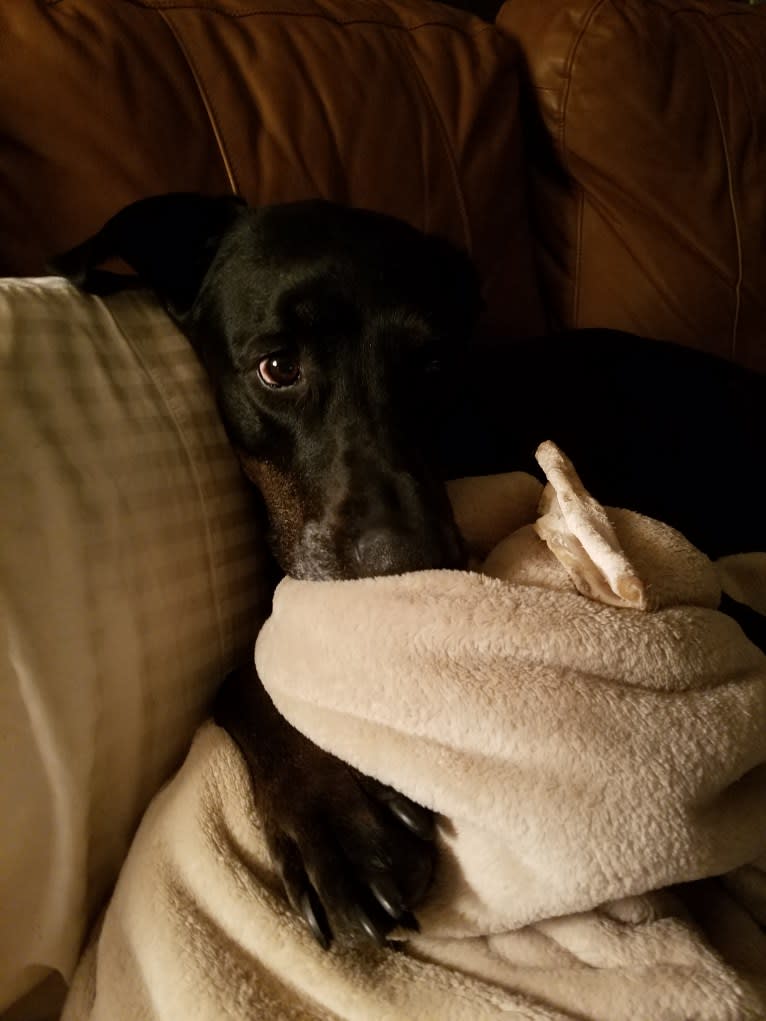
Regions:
[[52, 194, 481, 579]]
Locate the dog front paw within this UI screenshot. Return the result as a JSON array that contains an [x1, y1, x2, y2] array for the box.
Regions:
[[262, 749, 436, 949], [215, 668, 436, 949]]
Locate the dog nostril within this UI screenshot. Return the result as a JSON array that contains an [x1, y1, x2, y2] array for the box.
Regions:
[[353, 528, 403, 577], [352, 524, 463, 579]]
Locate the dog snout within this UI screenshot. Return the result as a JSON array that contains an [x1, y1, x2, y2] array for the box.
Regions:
[[353, 527, 411, 577], [352, 523, 464, 578]]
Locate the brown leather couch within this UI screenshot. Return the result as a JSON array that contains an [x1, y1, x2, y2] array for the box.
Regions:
[[1, 0, 765, 370], [1, 3, 765, 1016]]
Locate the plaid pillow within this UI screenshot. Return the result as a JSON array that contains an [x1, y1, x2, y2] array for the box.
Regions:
[[0, 278, 269, 1010]]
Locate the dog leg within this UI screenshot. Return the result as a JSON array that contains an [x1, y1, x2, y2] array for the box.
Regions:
[[214, 666, 435, 948]]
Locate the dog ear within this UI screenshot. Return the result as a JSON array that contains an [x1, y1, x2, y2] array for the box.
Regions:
[[50, 193, 246, 319]]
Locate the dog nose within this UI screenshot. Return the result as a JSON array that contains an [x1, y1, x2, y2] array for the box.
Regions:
[[353, 528, 424, 578]]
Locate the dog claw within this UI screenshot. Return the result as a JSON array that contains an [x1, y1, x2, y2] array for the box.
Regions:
[[354, 905, 386, 946], [369, 875, 406, 920], [397, 909, 420, 933], [300, 889, 332, 950], [387, 797, 435, 841]]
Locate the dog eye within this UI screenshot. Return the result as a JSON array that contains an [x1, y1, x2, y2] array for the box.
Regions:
[[257, 349, 301, 388]]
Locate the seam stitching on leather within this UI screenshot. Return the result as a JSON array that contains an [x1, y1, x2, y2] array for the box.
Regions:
[[559, 0, 608, 329], [696, 34, 743, 360], [393, 33, 472, 255], [103, 0, 497, 35], [558, 0, 607, 166], [157, 10, 241, 194]]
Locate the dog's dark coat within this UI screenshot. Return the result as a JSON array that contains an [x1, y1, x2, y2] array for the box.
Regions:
[[52, 194, 766, 948]]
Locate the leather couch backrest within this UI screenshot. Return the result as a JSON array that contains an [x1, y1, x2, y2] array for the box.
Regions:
[[499, 0, 766, 370], [0, 0, 545, 340]]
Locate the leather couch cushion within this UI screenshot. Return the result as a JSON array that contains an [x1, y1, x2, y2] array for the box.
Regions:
[[0, 0, 545, 339], [498, 0, 766, 370]]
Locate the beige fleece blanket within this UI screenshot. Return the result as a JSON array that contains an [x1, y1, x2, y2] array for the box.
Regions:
[[63, 443, 766, 1021]]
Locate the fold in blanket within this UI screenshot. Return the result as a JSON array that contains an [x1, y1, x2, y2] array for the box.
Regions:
[[63, 443, 766, 1021]]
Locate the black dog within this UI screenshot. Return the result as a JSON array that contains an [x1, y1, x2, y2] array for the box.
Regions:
[[52, 194, 766, 949]]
